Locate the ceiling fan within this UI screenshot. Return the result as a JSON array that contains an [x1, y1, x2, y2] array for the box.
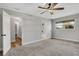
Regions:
[[38, 3, 64, 15]]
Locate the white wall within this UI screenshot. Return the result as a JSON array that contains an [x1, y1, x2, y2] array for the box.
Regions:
[[22, 17, 42, 45], [10, 17, 15, 42], [22, 15, 51, 45], [51, 14, 79, 42]]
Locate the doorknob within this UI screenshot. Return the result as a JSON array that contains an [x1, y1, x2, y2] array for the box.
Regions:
[[1, 34, 6, 36]]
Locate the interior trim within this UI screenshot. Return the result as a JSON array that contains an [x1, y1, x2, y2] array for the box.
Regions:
[[23, 38, 49, 46], [51, 38, 79, 44]]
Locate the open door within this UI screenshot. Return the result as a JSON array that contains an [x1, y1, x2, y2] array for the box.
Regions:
[[3, 11, 11, 55]]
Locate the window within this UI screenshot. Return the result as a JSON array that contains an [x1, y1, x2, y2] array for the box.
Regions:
[[56, 23, 63, 29], [56, 19, 75, 29]]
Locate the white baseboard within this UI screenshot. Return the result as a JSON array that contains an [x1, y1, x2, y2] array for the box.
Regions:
[[53, 37, 79, 43], [3, 46, 11, 55], [23, 39, 49, 46]]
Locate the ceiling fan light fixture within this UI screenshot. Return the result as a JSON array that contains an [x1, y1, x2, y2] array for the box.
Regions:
[[48, 10, 53, 14], [38, 3, 64, 15]]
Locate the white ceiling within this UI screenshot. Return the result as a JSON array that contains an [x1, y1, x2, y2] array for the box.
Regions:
[[0, 3, 79, 19]]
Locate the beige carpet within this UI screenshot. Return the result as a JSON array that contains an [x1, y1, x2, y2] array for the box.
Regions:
[[5, 39, 79, 56]]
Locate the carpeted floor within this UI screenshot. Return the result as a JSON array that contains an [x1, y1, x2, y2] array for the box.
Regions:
[[5, 39, 79, 56]]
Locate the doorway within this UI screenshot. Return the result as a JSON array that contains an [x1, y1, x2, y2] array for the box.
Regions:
[[11, 17, 22, 48]]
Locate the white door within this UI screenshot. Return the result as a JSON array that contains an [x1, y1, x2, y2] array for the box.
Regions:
[[41, 23, 48, 39], [3, 11, 11, 55], [41, 21, 51, 39]]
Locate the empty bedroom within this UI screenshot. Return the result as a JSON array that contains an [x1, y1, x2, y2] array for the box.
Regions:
[[0, 3, 79, 56]]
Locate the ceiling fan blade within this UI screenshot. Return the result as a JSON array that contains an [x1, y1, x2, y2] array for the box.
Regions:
[[46, 3, 58, 9], [53, 7, 64, 10], [38, 6, 48, 9], [40, 11, 47, 14], [52, 3, 58, 7]]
